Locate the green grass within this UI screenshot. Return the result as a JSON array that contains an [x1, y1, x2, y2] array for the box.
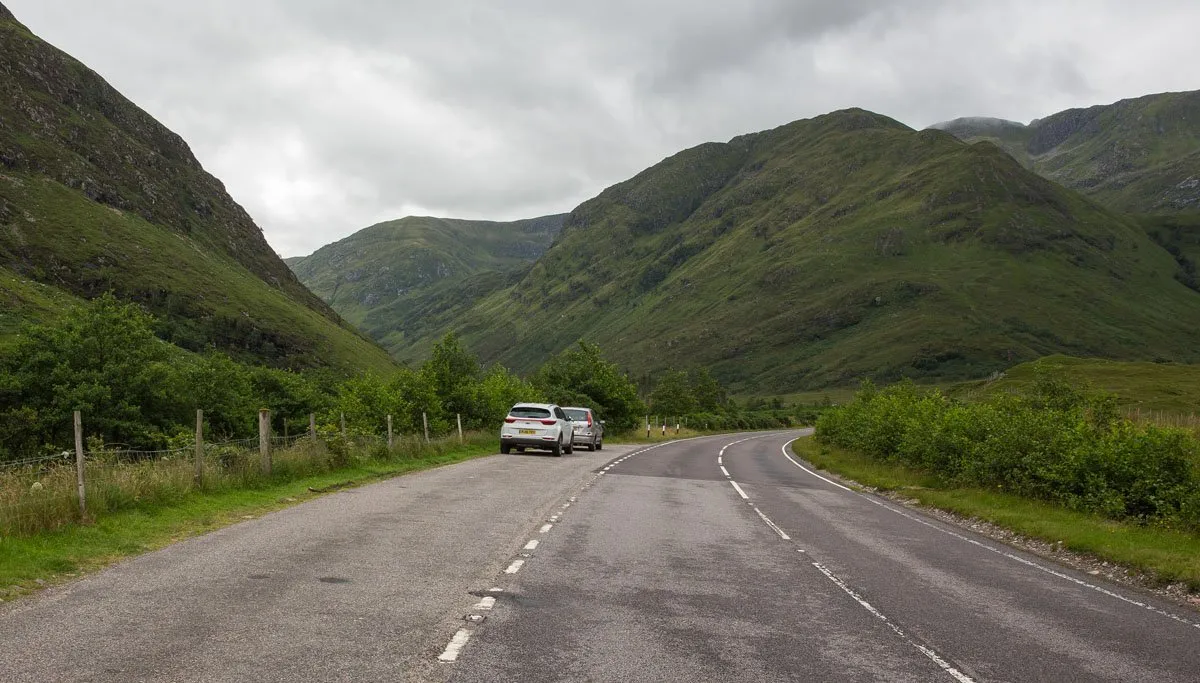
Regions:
[[792, 437, 1200, 590], [952, 355, 1200, 415], [0, 440, 497, 601]]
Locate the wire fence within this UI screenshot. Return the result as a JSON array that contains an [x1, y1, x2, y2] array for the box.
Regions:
[[1, 408, 473, 538]]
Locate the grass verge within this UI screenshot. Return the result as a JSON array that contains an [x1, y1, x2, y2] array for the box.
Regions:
[[791, 437, 1200, 591], [0, 440, 497, 602]]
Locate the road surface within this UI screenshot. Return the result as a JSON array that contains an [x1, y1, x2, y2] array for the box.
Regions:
[[3, 433, 1198, 682]]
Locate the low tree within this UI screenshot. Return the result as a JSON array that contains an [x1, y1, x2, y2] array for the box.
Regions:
[[649, 369, 697, 418], [533, 342, 643, 430]]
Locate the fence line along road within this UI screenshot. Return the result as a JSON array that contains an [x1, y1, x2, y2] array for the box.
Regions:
[[0, 408, 470, 538]]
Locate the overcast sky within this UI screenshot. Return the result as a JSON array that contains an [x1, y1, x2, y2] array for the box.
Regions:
[[7, 1, 1199, 257]]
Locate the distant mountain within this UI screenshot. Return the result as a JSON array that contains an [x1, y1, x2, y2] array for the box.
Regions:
[[287, 214, 565, 352], [931, 91, 1200, 214], [0, 4, 393, 371], [382, 109, 1200, 391]]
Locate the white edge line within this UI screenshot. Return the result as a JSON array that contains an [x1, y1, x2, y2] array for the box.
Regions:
[[504, 559, 525, 574], [729, 480, 749, 499], [753, 506, 791, 540], [812, 562, 975, 683], [437, 628, 472, 662], [720, 465, 730, 477], [781, 438, 1200, 630]]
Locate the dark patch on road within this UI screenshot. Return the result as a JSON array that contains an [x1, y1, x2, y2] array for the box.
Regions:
[[318, 576, 351, 584], [248, 574, 270, 580]]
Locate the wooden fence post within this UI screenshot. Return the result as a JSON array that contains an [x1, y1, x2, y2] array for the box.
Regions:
[[73, 410, 86, 519], [457, 413, 464, 444], [309, 413, 316, 440], [387, 414, 394, 449], [195, 409, 204, 485], [259, 409, 272, 475], [422, 412, 430, 443]]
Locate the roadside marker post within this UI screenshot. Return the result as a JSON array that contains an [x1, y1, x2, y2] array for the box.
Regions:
[[423, 412, 430, 443], [194, 409, 204, 485], [259, 409, 272, 475], [457, 413, 464, 444], [340, 412, 347, 439], [73, 410, 86, 518], [309, 413, 316, 441], [387, 414, 394, 449]]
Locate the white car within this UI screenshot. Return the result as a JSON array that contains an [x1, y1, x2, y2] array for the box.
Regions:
[[500, 403, 574, 456], [564, 406, 604, 451]]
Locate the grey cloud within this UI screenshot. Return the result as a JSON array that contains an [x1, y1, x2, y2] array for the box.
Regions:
[[5, 0, 1200, 256]]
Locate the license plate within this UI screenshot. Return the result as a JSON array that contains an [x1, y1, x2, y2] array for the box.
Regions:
[[519, 429, 536, 435]]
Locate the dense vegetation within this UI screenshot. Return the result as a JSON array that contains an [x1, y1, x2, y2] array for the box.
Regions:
[[816, 374, 1200, 527], [352, 109, 1200, 392], [934, 90, 1200, 214], [0, 6, 392, 372], [0, 297, 792, 462]]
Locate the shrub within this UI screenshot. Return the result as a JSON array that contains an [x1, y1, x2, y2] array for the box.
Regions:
[[816, 377, 1200, 527]]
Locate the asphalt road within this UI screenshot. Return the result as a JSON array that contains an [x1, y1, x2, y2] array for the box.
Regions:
[[4, 433, 1200, 682], [452, 431, 1200, 683], [0, 445, 632, 683]]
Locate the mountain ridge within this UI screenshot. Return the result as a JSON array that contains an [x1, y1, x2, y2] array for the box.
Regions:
[[0, 4, 393, 371], [377, 107, 1200, 390], [930, 90, 1200, 213]]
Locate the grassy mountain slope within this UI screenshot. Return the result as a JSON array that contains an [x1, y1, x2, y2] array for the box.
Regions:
[[395, 109, 1200, 391], [952, 355, 1200, 415], [932, 91, 1200, 213], [287, 214, 564, 352], [0, 4, 393, 372]]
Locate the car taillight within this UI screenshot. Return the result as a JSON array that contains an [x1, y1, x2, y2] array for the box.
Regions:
[[587, 414, 593, 426], [504, 417, 517, 423], [540, 419, 557, 425]]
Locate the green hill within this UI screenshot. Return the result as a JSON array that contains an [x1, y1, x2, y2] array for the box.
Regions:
[[931, 91, 1200, 214], [287, 214, 564, 352], [0, 4, 393, 372], [953, 355, 1200, 415], [385, 109, 1200, 391]]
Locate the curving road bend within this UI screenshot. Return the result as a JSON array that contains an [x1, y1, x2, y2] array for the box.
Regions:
[[3, 432, 1199, 682], [452, 431, 1200, 683]]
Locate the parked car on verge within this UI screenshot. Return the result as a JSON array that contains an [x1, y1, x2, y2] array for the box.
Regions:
[[500, 403, 574, 456], [563, 407, 604, 451]]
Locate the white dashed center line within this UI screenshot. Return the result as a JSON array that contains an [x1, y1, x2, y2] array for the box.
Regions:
[[753, 506, 791, 540], [505, 559, 525, 574], [729, 480, 749, 499], [720, 465, 730, 477], [539, 523, 553, 533], [523, 540, 539, 551], [437, 629, 472, 662], [472, 596, 497, 610], [811, 559, 975, 682]]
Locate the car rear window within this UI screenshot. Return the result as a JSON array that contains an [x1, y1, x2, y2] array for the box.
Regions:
[[510, 406, 551, 419], [564, 409, 589, 421]]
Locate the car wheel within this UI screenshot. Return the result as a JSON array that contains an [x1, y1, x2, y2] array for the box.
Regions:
[[564, 437, 574, 455], [585, 439, 595, 451], [500, 443, 511, 454], [596, 438, 603, 451], [551, 440, 562, 457]]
